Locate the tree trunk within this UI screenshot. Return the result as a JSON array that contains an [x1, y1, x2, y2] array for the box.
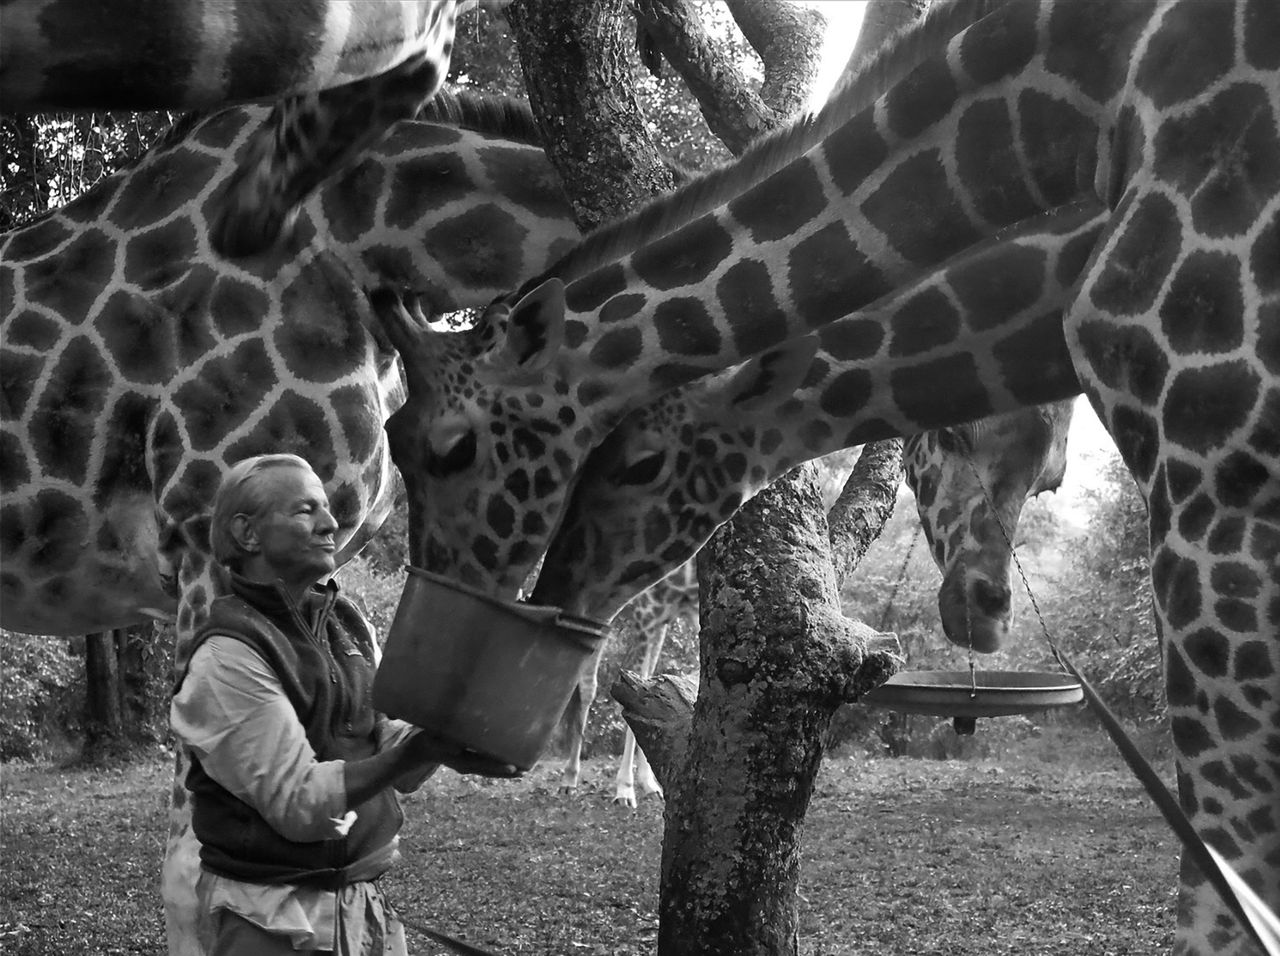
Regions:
[[845, 0, 934, 73], [659, 465, 896, 956], [509, 4, 914, 953], [505, 0, 678, 230], [81, 623, 168, 763], [82, 630, 126, 763], [633, 0, 825, 155]]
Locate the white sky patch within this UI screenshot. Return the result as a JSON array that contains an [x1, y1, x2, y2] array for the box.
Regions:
[[803, 1, 869, 111]]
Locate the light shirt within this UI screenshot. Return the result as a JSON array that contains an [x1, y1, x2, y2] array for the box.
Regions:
[[171, 635, 427, 950]]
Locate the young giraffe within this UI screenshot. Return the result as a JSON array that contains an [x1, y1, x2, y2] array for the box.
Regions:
[[2, 0, 462, 256], [0, 97, 577, 955], [559, 559, 698, 806], [372, 3, 1280, 951]]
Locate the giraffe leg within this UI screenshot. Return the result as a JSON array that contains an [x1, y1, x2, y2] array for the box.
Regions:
[[613, 729, 641, 808], [161, 753, 204, 956], [211, 6, 455, 258], [160, 553, 222, 956], [558, 649, 601, 792], [614, 622, 670, 805]]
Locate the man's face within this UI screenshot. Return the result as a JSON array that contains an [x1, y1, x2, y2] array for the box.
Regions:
[[245, 465, 338, 590]]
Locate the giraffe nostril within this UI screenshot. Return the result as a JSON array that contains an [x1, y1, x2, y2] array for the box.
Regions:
[[970, 577, 1010, 617]]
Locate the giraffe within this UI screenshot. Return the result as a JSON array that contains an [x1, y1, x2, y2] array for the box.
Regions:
[[558, 558, 697, 806], [500, 218, 1082, 802], [369, 2, 1280, 951], [903, 398, 1076, 653], [559, 393, 1073, 807], [0, 95, 578, 955], [446, 206, 1096, 623], [1, 0, 463, 256]]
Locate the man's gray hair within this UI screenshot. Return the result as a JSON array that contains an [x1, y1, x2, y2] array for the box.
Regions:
[[210, 454, 315, 568]]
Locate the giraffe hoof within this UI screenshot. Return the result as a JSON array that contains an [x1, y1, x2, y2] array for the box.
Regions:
[[612, 791, 638, 809]]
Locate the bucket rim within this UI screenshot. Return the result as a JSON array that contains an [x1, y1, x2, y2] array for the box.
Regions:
[[402, 565, 610, 639]]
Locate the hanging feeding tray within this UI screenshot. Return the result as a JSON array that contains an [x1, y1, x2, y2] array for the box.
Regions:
[[861, 669, 1083, 721]]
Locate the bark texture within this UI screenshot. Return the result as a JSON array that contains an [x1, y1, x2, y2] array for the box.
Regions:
[[505, 0, 677, 230], [508, 3, 922, 953], [658, 465, 895, 955], [827, 440, 905, 589], [844, 0, 934, 74], [633, 0, 824, 155]]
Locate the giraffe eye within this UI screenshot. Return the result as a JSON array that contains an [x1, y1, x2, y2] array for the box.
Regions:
[[611, 449, 665, 486], [427, 430, 477, 477], [936, 429, 971, 454]]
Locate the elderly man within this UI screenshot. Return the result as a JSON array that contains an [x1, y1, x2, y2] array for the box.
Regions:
[[171, 453, 514, 955]]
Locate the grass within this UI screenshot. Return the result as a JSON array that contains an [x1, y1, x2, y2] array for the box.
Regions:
[[0, 722, 1176, 955]]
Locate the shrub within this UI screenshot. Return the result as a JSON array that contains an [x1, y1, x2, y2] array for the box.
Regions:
[[0, 632, 79, 760]]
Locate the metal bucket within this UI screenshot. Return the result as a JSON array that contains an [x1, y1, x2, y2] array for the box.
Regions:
[[373, 566, 609, 770]]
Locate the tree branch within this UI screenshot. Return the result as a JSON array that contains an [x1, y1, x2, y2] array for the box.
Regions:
[[725, 0, 826, 116], [506, 0, 677, 230], [633, 0, 825, 156], [827, 439, 905, 590]]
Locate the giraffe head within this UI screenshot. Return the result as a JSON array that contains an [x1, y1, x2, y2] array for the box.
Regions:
[[373, 283, 587, 593], [902, 400, 1074, 653]]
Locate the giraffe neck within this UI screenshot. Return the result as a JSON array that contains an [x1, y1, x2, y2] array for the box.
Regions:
[[535, 205, 1100, 619], [377, 0, 1164, 591], [537, 0, 1154, 429]]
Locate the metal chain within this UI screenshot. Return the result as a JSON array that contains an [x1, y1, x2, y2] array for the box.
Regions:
[[875, 524, 920, 633], [958, 450, 1064, 671]]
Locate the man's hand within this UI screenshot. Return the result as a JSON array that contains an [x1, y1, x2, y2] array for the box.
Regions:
[[402, 731, 523, 778]]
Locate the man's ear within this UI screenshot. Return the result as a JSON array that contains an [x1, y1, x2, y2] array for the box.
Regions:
[[230, 514, 260, 554]]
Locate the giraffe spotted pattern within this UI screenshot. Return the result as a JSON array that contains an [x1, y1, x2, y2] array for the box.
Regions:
[[0, 96, 578, 956], [2, 0, 461, 256], [374, 3, 1280, 952]]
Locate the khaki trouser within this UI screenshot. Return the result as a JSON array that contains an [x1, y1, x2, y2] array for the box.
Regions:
[[204, 899, 409, 956]]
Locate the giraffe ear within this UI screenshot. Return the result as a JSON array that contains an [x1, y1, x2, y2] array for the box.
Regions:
[[722, 336, 819, 413], [496, 278, 566, 373]]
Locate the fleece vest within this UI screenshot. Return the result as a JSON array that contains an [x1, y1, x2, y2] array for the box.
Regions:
[[179, 576, 402, 888]]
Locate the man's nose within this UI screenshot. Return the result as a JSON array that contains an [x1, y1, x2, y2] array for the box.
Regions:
[[317, 506, 339, 534]]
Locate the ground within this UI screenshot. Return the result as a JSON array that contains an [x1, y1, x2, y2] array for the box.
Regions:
[[0, 721, 1175, 955]]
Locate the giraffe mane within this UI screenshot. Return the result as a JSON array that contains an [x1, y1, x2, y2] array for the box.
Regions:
[[523, 0, 1011, 294], [414, 88, 543, 146], [145, 109, 214, 154]]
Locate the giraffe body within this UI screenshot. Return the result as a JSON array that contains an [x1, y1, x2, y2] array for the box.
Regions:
[[375, 3, 1280, 951], [0, 97, 577, 955], [2, 0, 462, 256]]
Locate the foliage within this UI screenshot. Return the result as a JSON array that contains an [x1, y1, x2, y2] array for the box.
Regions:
[[0, 111, 174, 229], [0, 632, 79, 760], [1040, 455, 1163, 720]]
